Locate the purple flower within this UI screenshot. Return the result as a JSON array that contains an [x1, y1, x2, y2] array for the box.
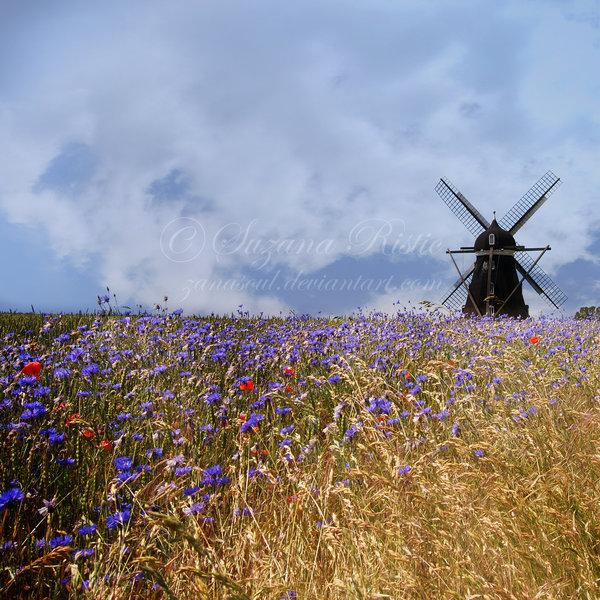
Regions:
[[114, 456, 133, 471], [106, 509, 131, 529], [77, 524, 97, 536], [240, 412, 264, 433], [367, 397, 392, 415], [344, 422, 362, 440], [20, 401, 47, 420], [182, 502, 205, 516], [49, 534, 73, 549], [175, 466, 192, 476], [0, 487, 24, 511]]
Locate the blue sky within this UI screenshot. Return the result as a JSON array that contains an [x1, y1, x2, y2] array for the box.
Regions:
[[1, 0, 599, 316]]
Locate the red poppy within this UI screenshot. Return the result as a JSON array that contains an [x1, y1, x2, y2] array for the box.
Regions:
[[65, 413, 80, 427], [21, 361, 42, 379], [239, 413, 247, 423], [404, 373, 412, 380], [284, 367, 295, 376], [239, 380, 254, 391], [82, 429, 95, 438], [284, 385, 293, 394], [287, 495, 296, 504], [530, 336, 540, 345], [99, 439, 113, 451]]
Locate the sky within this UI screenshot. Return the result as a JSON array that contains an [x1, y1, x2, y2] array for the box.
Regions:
[[1, 0, 599, 316]]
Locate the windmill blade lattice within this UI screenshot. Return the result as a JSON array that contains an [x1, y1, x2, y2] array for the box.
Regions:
[[435, 179, 489, 236], [441, 273, 472, 311], [499, 171, 561, 234], [514, 251, 567, 309]]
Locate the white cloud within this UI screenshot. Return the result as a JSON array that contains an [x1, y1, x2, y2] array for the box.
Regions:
[[0, 0, 598, 314]]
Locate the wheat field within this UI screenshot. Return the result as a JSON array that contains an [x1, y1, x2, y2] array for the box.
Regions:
[[0, 311, 598, 599]]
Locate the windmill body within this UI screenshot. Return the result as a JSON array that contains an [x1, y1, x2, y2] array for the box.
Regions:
[[435, 171, 567, 317], [464, 219, 528, 318]]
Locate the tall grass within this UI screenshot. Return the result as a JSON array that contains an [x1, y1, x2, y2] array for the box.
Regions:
[[0, 311, 598, 598]]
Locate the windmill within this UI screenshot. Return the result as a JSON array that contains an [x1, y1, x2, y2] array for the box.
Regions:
[[436, 171, 567, 317]]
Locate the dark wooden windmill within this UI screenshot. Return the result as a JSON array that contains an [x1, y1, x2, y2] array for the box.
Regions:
[[436, 171, 567, 317]]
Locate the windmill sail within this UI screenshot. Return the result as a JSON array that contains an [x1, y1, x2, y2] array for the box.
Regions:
[[498, 171, 561, 234], [441, 271, 473, 311], [435, 178, 489, 235], [514, 251, 567, 309]]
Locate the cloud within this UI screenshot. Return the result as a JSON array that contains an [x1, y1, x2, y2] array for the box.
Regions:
[[0, 0, 598, 314]]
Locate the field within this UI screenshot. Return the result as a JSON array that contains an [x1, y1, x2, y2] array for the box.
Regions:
[[0, 310, 599, 599]]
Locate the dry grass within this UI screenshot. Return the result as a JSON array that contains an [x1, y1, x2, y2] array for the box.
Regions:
[[1, 312, 599, 599]]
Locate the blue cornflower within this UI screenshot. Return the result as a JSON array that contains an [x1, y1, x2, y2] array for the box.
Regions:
[[56, 457, 76, 466], [204, 392, 221, 405], [106, 509, 131, 529], [474, 449, 485, 458], [204, 465, 222, 477], [20, 401, 47, 420], [202, 464, 230, 486], [344, 423, 362, 440], [77, 524, 97, 536], [367, 397, 392, 415], [248, 468, 265, 478], [114, 456, 133, 471], [146, 447, 163, 459], [280, 425, 295, 435], [398, 465, 412, 475], [328, 374, 341, 383], [0, 487, 24, 511], [49, 534, 73, 549], [275, 407, 291, 416], [240, 412, 263, 433], [48, 432, 65, 445], [250, 396, 266, 409], [182, 502, 205, 516], [82, 363, 99, 377], [175, 466, 192, 476], [53, 368, 71, 379], [0, 541, 16, 551]]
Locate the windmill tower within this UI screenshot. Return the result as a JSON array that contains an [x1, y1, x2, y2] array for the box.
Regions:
[[435, 171, 567, 317]]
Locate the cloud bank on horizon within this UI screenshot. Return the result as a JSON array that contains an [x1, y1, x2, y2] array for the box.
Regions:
[[1, 0, 599, 316]]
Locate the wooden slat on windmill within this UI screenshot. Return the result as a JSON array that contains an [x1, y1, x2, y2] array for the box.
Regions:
[[436, 171, 567, 317]]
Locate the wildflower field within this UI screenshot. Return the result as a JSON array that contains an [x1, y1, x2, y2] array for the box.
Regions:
[[1, 310, 599, 599]]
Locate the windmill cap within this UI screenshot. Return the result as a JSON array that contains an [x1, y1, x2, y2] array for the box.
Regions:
[[474, 219, 516, 251]]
